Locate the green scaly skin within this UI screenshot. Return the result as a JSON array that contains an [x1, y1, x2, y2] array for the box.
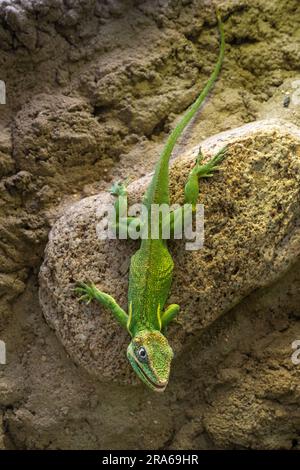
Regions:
[[75, 13, 226, 392]]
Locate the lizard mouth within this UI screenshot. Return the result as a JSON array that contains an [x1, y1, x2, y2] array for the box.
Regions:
[[128, 352, 167, 392]]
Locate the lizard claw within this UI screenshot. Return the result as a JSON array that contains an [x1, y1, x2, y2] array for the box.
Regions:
[[74, 282, 96, 304], [196, 145, 228, 177], [110, 181, 127, 196], [196, 147, 204, 165], [78, 294, 91, 304]]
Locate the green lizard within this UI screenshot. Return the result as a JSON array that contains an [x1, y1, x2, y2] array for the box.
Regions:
[[75, 12, 226, 392]]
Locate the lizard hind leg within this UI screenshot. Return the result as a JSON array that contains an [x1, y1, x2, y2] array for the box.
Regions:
[[110, 180, 141, 238], [195, 145, 227, 178], [184, 145, 227, 208], [110, 180, 128, 197]]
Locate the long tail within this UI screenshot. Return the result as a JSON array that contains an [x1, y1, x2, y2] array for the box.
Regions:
[[143, 12, 225, 207]]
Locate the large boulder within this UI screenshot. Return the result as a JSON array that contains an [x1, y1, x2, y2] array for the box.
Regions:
[[39, 119, 300, 385]]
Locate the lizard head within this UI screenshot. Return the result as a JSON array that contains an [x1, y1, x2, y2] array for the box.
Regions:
[[127, 330, 174, 392]]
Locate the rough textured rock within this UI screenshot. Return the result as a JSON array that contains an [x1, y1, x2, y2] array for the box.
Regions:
[[39, 119, 300, 384], [0, 415, 4, 449], [1, 0, 300, 450]]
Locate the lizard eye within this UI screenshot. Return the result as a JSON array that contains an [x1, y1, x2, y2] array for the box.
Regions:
[[136, 346, 147, 362]]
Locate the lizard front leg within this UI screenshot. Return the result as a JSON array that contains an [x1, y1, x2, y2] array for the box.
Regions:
[[161, 304, 180, 332], [75, 282, 128, 329]]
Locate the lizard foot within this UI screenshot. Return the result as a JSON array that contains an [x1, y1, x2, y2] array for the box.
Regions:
[[195, 145, 227, 178], [110, 181, 128, 197], [74, 282, 98, 305]]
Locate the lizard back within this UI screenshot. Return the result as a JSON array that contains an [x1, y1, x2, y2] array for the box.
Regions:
[[128, 239, 174, 335]]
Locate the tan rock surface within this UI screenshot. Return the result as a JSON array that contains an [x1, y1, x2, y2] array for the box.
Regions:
[[1, 0, 300, 449]]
